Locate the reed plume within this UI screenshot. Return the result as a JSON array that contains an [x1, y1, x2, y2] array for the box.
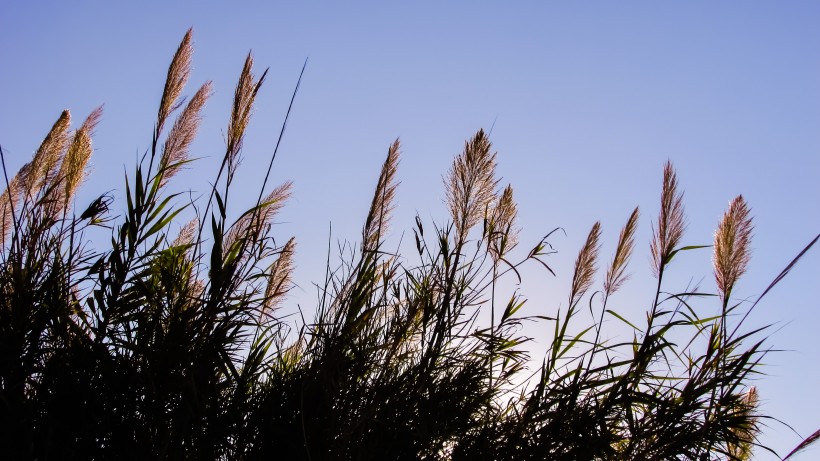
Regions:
[[727, 386, 759, 460], [160, 81, 212, 186], [263, 237, 296, 315], [173, 218, 198, 248], [650, 161, 686, 277], [488, 184, 519, 260], [604, 207, 639, 296], [170, 218, 201, 304], [224, 181, 292, 254], [363, 139, 400, 252], [157, 29, 192, 136], [569, 221, 601, 307], [55, 107, 102, 213], [0, 172, 20, 245], [713, 195, 753, 301], [256, 181, 292, 229], [21, 110, 71, 198], [226, 53, 268, 178], [446, 129, 498, 242]]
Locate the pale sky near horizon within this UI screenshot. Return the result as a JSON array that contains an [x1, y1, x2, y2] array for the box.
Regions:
[[2, 2, 819, 458]]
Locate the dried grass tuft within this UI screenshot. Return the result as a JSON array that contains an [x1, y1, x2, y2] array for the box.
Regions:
[[446, 129, 498, 241], [363, 139, 400, 252], [713, 195, 753, 301], [604, 207, 639, 296], [650, 161, 686, 277]]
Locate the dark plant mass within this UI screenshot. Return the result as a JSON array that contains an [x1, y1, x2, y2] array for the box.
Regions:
[[1, 30, 818, 461]]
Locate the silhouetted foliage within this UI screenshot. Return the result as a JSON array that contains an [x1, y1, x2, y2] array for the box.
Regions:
[[2, 30, 818, 461]]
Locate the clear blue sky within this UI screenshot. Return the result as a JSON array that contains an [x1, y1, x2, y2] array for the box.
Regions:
[[2, 2, 818, 458]]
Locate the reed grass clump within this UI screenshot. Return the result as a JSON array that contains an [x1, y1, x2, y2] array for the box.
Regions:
[[1, 30, 818, 461]]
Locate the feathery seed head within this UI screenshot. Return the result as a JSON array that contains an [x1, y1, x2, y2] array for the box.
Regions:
[[62, 131, 92, 204], [728, 386, 760, 460], [23, 110, 71, 197], [744, 386, 758, 409], [651, 161, 686, 277], [160, 81, 212, 186], [1, 172, 21, 246], [263, 237, 296, 315], [157, 28, 193, 135], [56, 107, 102, 213], [363, 139, 400, 252], [224, 181, 292, 255], [79, 106, 103, 137], [570, 221, 601, 306], [226, 53, 267, 176], [258, 181, 293, 227], [714, 195, 753, 301], [605, 207, 639, 296], [173, 218, 198, 248], [488, 184, 519, 260], [446, 129, 498, 242]]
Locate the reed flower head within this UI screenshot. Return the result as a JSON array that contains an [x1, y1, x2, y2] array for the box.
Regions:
[[157, 29, 192, 135], [160, 81, 212, 186], [713, 195, 753, 301], [728, 386, 760, 460], [0, 171, 20, 246], [173, 218, 198, 248], [22, 110, 71, 198], [226, 53, 268, 177], [263, 237, 296, 315], [363, 139, 400, 252], [651, 161, 686, 277], [446, 129, 498, 242], [257, 181, 292, 228], [224, 181, 292, 254], [56, 107, 102, 212], [604, 207, 639, 296], [488, 184, 519, 261], [570, 221, 601, 307]]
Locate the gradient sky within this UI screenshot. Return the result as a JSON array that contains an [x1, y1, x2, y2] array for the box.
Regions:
[[2, 2, 818, 458]]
